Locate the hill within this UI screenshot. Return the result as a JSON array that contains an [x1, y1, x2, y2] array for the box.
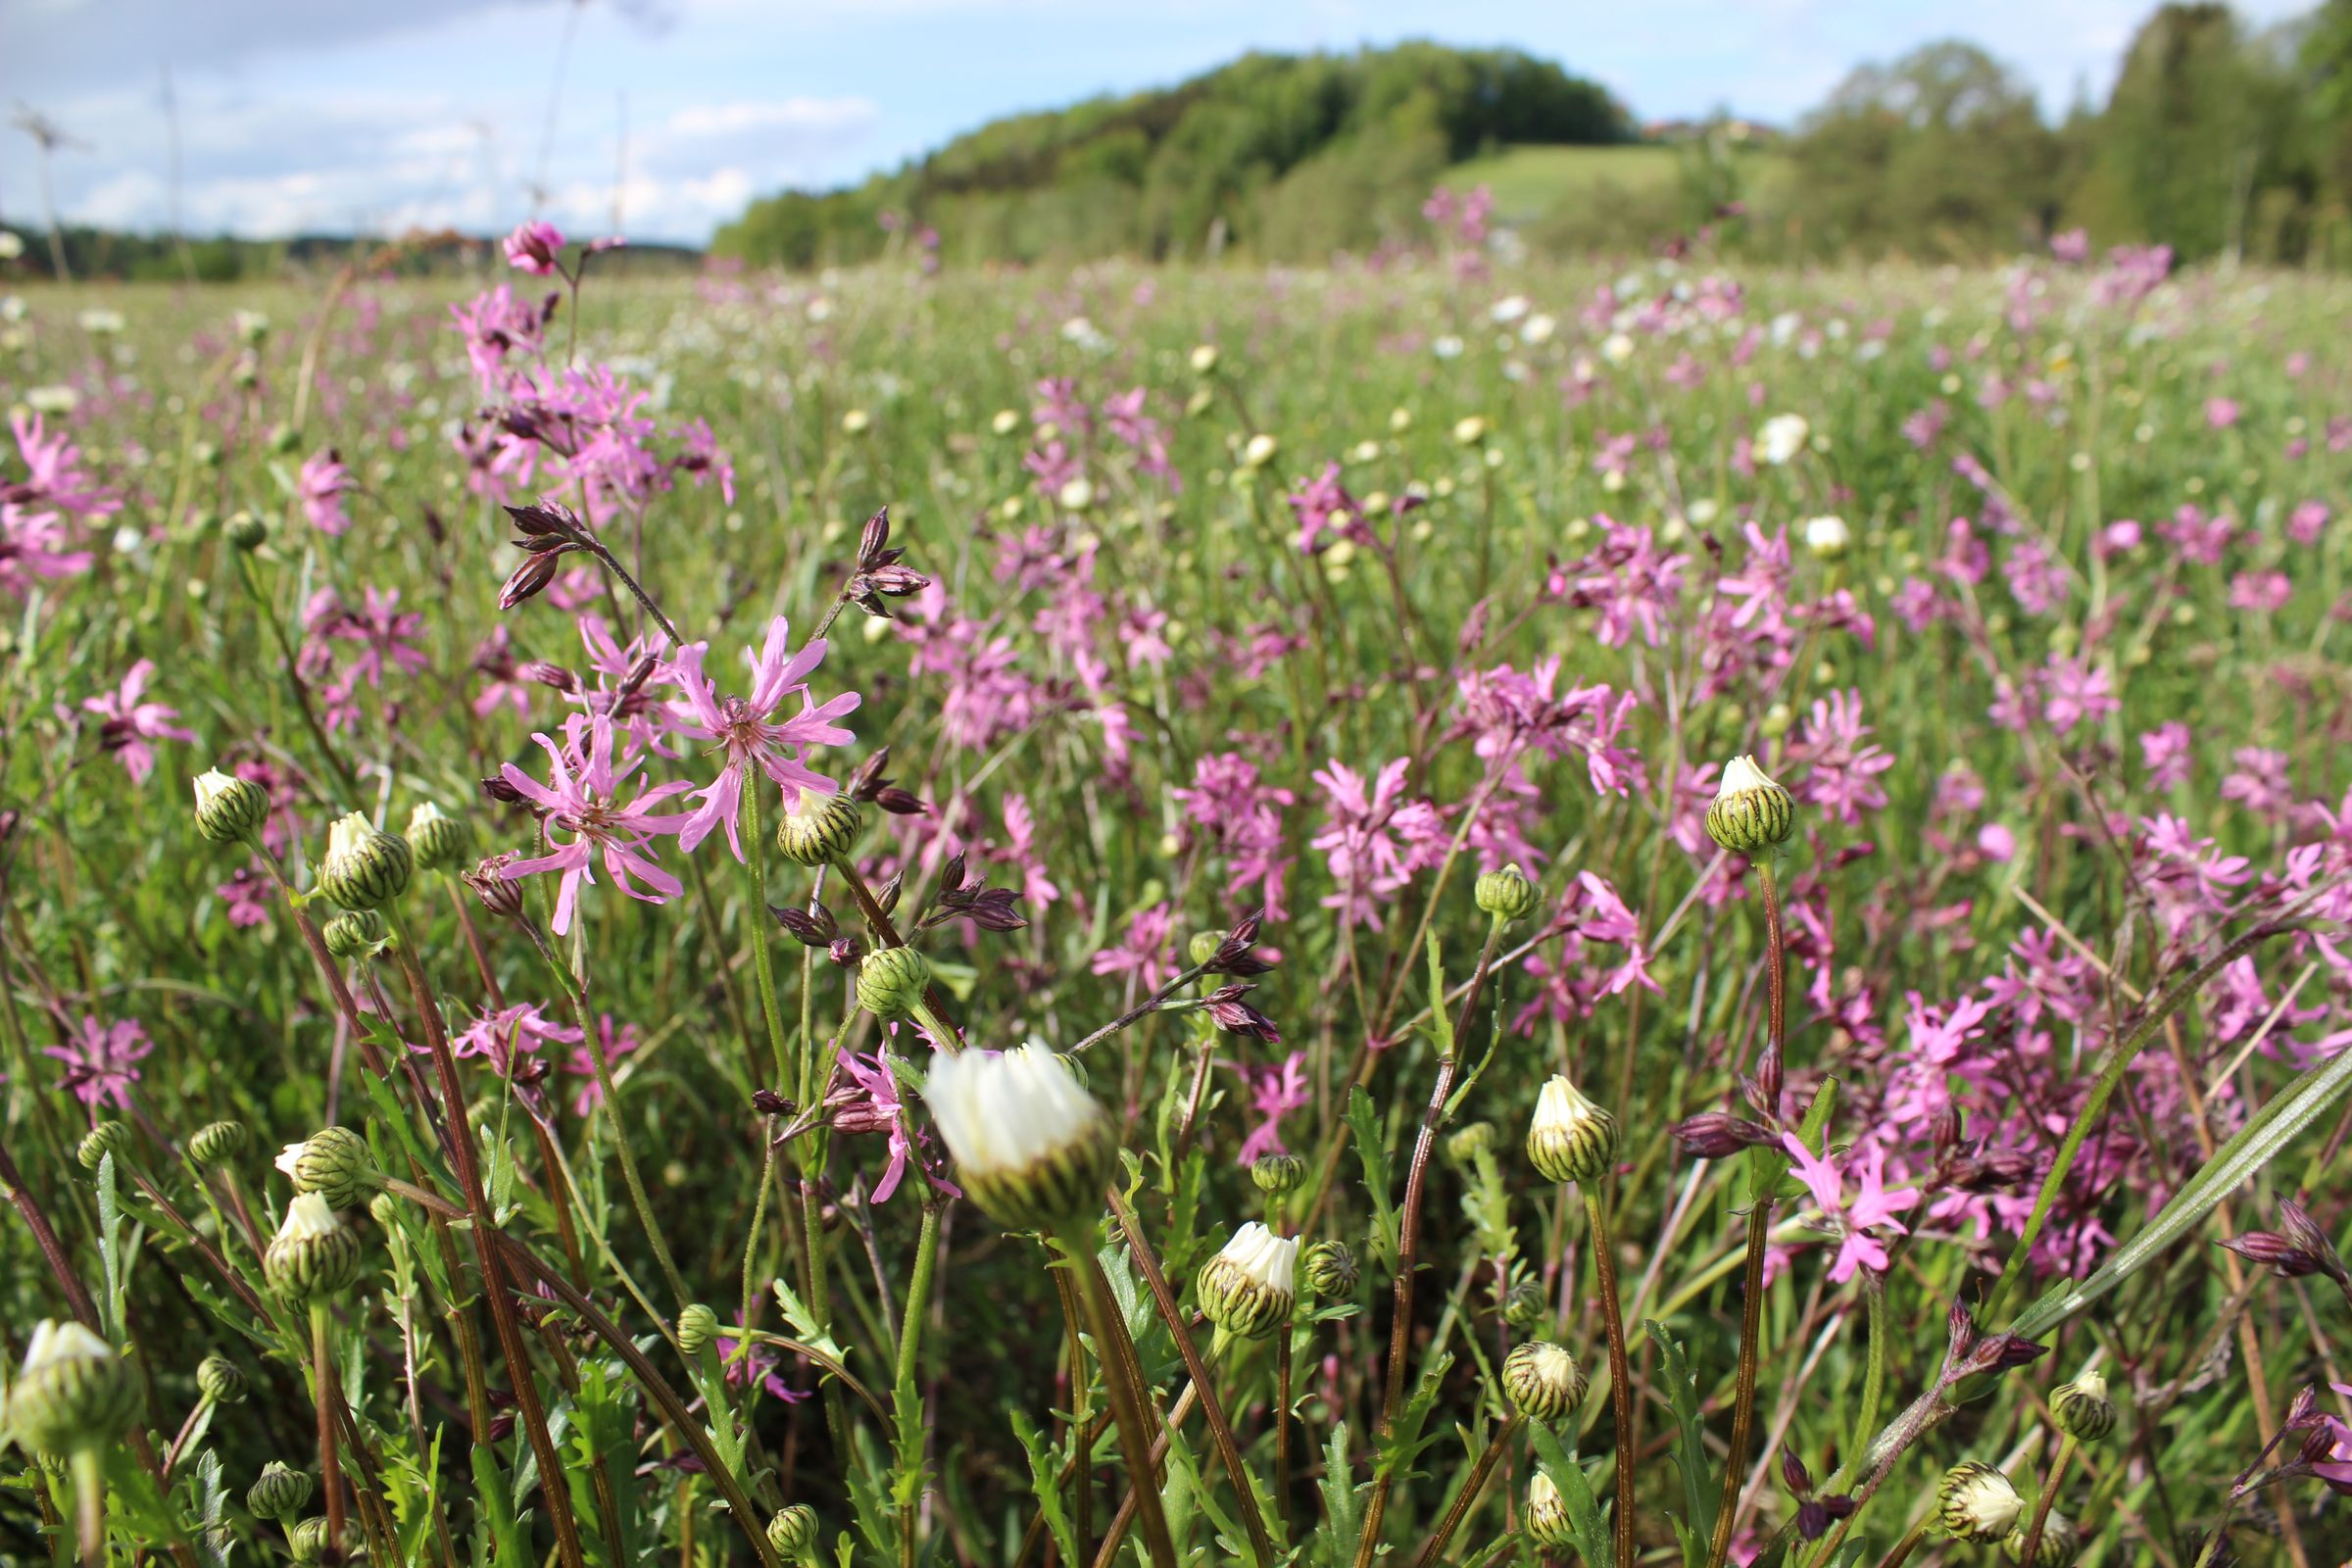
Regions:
[[711, 41, 1634, 270]]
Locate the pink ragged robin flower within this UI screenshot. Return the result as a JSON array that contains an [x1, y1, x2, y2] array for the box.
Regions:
[[297, 449, 353, 535], [498, 712, 695, 934], [10, 412, 118, 519], [81, 659, 196, 785], [668, 615, 860, 859], [504, 220, 566, 275], [1780, 1134, 1920, 1283], [46, 1015, 154, 1110]]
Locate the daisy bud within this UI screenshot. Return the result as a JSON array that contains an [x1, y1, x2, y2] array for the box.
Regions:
[[1452, 415, 1489, 446], [247, 1460, 314, 1521], [1803, 514, 1851, 560], [276, 1126, 379, 1209], [197, 1352, 247, 1404], [321, 907, 387, 959], [1938, 1461, 2022, 1541], [1189, 344, 1219, 374], [1250, 1152, 1304, 1196], [404, 801, 471, 872], [1526, 1472, 1577, 1549], [677, 1302, 719, 1355], [1473, 862, 1541, 922], [2006, 1514, 2081, 1568], [776, 787, 862, 866], [224, 510, 269, 552], [5, 1320, 137, 1455], [192, 768, 270, 844], [1502, 1341, 1588, 1423], [1446, 1121, 1497, 1166], [318, 811, 412, 910], [76, 1121, 132, 1171], [1302, 1239, 1358, 1297], [189, 1118, 249, 1169], [264, 1194, 365, 1302], [924, 1044, 1117, 1231], [1242, 433, 1279, 469], [1527, 1074, 1617, 1186], [1706, 755, 1795, 856], [2051, 1368, 2117, 1443], [766, 1503, 819, 1559], [1500, 1278, 1546, 1331], [1197, 1221, 1298, 1339], [856, 944, 932, 1022], [288, 1517, 333, 1563]]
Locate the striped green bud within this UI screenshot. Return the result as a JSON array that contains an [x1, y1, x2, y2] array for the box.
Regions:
[[6, 1320, 137, 1455], [318, 811, 412, 910], [76, 1120, 133, 1171], [1250, 1153, 1304, 1196], [1473, 862, 1541, 921], [264, 1195, 364, 1302], [1527, 1074, 1617, 1186], [1198, 1221, 1298, 1340], [775, 787, 861, 867], [856, 944, 931, 1022], [287, 1517, 333, 1563], [2005, 1514, 2080, 1568], [925, 1044, 1117, 1232], [188, 1119, 249, 1169], [2051, 1368, 2116, 1444], [193, 768, 270, 844], [1500, 1278, 1546, 1331], [677, 1303, 719, 1355], [247, 1460, 313, 1521], [224, 510, 269, 552], [276, 1126, 378, 1209], [320, 907, 388, 959], [1502, 1341, 1587, 1424], [766, 1504, 819, 1558], [1938, 1461, 2021, 1541], [404, 801, 471, 872], [1301, 1239, 1358, 1298], [197, 1352, 247, 1403], [1705, 755, 1795, 856], [1526, 1472, 1577, 1549]]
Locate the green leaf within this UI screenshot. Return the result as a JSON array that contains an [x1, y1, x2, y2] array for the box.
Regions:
[[1316, 1422, 1365, 1568], [1374, 1351, 1455, 1482], [1528, 1422, 1612, 1568], [1348, 1086, 1400, 1270], [1010, 1409, 1081, 1568], [1425, 931, 1455, 1058], [1644, 1320, 1715, 1568], [95, 1154, 125, 1340]]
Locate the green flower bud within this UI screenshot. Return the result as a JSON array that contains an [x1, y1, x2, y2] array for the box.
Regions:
[[1189, 344, 1219, 375], [265, 1194, 365, 1302], [1197, 1221, 1298, 1340], [6, 1320, 137, 1455], [276, 1126, 378, 1209], [224, 511, 269, 552], [1502, 1341, 1587, 1424], [188, 1119, 250, 1169], [320, 908, 388, 959], [404, 801, 471, 873], [677, 1303, 719, 1355], [1705, 755, 1795, 857], [197, 1352, 247, 1404], [856, 944, 931, 1023], [1526, 1472, 1576, 1549], [1188, 930, 1223, 967], [775, 787, 861, 867], [76, 1121, 133, 1171], [925, 1044, 1117, 1231], [287, 1517, 332, 1563], [192, 768, 270, 844], [368, 1191, 400, 1229], [1301, 1239, 1358, 1298], [2005, 1514, 2080, 1568], [1250, 1153, 1304, 1196], [247, 1461, 314, 1521], [1446, 1121, 1496, 1168], [1473, 862, 1541, 921], [1527, 1075, 1617, 1186], [1938, 1461, 2022, 1542], [318, 811, 412, 910], [2050, 1368, 2116, 1444], [268, 423, 300, 456], [766, 1504, 819, 1558], [1500, 1278, 1546, 1331]]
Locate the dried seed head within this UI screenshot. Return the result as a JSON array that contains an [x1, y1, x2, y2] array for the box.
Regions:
[[1706, 754, 1796, 856], [1502, 1341, 1587, 1423], [5, 1320, 137, 1455], [1527, 1074, 1617, 1186], [1938, 1461, 2022, 1541], [1197, 1222, 1298, 1339], [192, 767, 270, 844], [2051, 1367, 2118, 1444]]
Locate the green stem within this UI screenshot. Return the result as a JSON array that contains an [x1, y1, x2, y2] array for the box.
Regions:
[[312, 1301, 346, 1558], [1410, 1411, 1525, 1568], [1057, 1229, 1181, 1568], [895, 1200, 945, 1567], [1586, 1188, 1637, 1568], [2018, 1435, 2076, 1568], [70, 1447, 105, 1568], [741, 783, 796, 1087]]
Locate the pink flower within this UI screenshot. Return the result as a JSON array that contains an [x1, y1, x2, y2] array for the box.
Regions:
[[1789, 690, 1892, 824], [829, 1048, 955, 1203], [504, 220, 566, 275], [498, 712, 696, 934], [46, 1016, 153, 1109], [1093, 903, 1176, 992], [1, 503, 94, 594], [81, 660, 196, 784], [297, 449, 353, 534], [1779, 1134, 1919, 1283], [668, 615, 860, 859], [2204, 397, 2240, 430], [1237, 1051, 1311, 1165], [2139, 721, 2192, 791], [11, 413, 117, 519], [453, 1002, 580, 1076], [564, 1015, 640, 1116]]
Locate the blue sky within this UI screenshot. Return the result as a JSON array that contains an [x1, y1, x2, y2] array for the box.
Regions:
[[0, 0, 2315, 244]]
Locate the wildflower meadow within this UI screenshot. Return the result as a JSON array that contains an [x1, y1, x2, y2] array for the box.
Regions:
[[4, 222, 2352, 1568]]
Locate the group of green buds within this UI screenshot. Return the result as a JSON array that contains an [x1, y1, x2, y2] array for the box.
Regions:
[[1938, 1368, 2120, 1565]]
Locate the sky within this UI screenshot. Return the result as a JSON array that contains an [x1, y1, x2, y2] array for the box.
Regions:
[[0, 0, 2317, 246]]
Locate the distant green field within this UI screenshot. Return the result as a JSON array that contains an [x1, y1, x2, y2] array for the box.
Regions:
[[1447, 141, 1793, 223]]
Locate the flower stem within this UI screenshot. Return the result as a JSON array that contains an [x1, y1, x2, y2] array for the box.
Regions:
[[894, 1198, 944, 1568], [740, 784, 796, 1089], [70, 1447, 105, 1568], [1409, 1411, 1525, 1568], [312, 1300, 347, 1558], [1057, 1227, 1181, 1568], [2018, 1433, 2076, 1568], [1586, 1187, 1637, 1568]]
